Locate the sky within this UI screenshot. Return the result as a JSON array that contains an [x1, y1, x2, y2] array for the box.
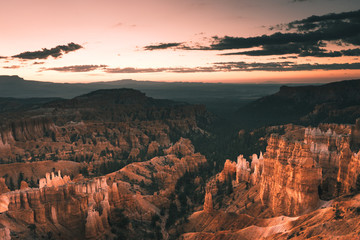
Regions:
[[1, 0, 360, 83]]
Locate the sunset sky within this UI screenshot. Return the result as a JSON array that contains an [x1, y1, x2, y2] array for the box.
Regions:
[[1, 0, 360, 83]]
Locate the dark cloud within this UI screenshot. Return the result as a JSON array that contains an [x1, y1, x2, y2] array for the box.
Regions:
[[104, 66, 216, 73], [287, 9, 360, 31], [3, 65, 21, 69], [42, 65, 216, 74], [42, 65, 107, 72], [214, 61, 360, 71], [169, 67, 216, 73], [220, 42, 319, 56], [207, 9, 360, 58], [279, 56, 298, 59], [221, 42, 360, 58], [208, 22, 359, 50], [144, 43, 183, 51], [144, 9, 360, 61], [33, 61, 45, 65], [12, 42, 83, 60], [104, 62, 360, 73], [299, 48, 360, 57], [39, 60, 360, 74], [105, 67, 165, 73], [342, 48, 360, 56]]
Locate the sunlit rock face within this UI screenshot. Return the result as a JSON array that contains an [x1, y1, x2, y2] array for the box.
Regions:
[[203, 192, 213, 213], [39, 170, 71, 188], [235, 153, 263, 186], [259, 134, 322, 216], [304, 124, 360, 198], [0, 178, 9, 195], [236, 155, 250, 183], [233, 121, 360, 216], [0, 171, 111, 239], [218, 159, 236, 183], [183, 120, 360, 240]]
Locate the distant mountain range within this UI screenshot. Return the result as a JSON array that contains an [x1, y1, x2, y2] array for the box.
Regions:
[[2, 75, 359, 127], [0, 75, 283, 117], [0, 75, 281, 100], [238, 79, 360, 127]]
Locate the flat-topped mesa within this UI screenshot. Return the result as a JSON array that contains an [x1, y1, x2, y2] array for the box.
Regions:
[[39, 170, 71, 188], [259, 134, 322, 216]]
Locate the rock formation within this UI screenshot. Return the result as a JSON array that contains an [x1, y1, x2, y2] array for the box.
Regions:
[[0, 169, 113, 239], [234, 152, 264, 186], [0, 178, 9, 194], [236, 155, 251, 183], [0, 138, 207, 239], [0, 224, 10, 240], [250, 152, 264, 185], [231, 122, 360, 216], [39, 170, 71, 188], [203, 192, 213, 212], [218, 159, 236, 182], [259, 134, 322, 216]]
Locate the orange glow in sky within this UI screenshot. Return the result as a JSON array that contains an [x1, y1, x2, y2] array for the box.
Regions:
[[1, 0, 360, 83]]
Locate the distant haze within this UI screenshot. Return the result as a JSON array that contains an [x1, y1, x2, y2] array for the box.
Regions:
[[0, 75, 284, 100]]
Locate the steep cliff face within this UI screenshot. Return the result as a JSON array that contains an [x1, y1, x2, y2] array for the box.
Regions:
[[231, 121, 360, 216], [0, 174, 111, 239], [182, 121, 360, 240], [0, 117, 55, 150], [259, 134, 322, 216]]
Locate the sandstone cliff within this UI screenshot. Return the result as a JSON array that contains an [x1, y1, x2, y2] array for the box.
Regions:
[[0, 89, 211, 187], [181, 120, 360, 240], [0, 138, 207, 239], [259, 134, 322, 216]]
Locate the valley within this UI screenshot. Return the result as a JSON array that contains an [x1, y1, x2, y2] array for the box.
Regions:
[[0, 78, 360, 239]]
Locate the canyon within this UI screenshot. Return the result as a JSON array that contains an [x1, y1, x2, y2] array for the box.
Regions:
[[1, 80, 360, 239], [0, 138, 207, 239], [182, 120, 360, 239]]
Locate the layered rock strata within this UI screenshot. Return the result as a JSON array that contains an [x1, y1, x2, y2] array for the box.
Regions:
[[259, 134, 322, 216], [0, 138, 207, 239]]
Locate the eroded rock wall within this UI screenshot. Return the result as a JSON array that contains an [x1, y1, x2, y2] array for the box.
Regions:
[[259, 134, 322, 216]]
